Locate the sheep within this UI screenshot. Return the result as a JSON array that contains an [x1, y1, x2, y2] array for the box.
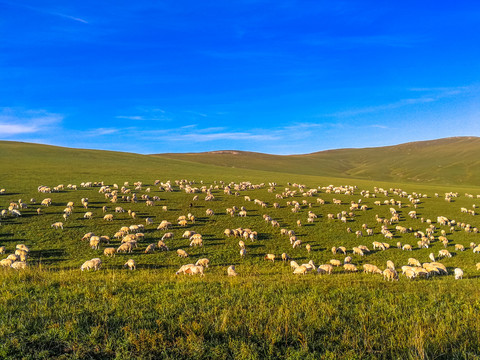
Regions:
[[145, 243, 156, 253], [196, 258, 210, 268], [189, 237, 203, 247], [84, 211, 93, 219], [184, 265, 205, 276], [103, 247, 116, 257], [438, 249, 452, 258], [408, 258, 422, 267], [383, 268, 398, 281], [454, 268, 463, 280], [89, 236, 101, 250], [473, 246, 480, 253], [51, 222, 63, 230], [264, 254, 275, 262], [176, 264, 194, 275], [155, 240, 168, 251], [281, 253, 291, 262], [305, 244, 311, 253], [404, 268, 416, 280], [162, 232, 174, 241], [227, 265, 237, 276], [337, 246, 347, 255], [292, 240, 302, 249], [0, 246, 5, 254], [362, 264, 382, 274], [10, 261, 27, 270], [177, 249, 188, 258], [329, 259, 341, 267], [240, 248, 246, 257], [344, 256, 352, 264], [476, 263, 480, 271], [455, 244, 465, 251], [6, 254, 19, 262], [124, 259, 136, 270], [16, 244, 29, 252], [157, 221, 172, 230], [344, 263, 358, 272], [0, 258, 13, 267], [117, 242, 133, 253], [81, 259, 101, 271], [402, 244, 413, 251], [293, 265, 308, 275], [317, 264, 333, 275], [352, 247, 364, 256], [386, 260, 395, 271]]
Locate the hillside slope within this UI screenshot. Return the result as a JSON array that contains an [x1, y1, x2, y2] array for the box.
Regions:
[[156, 137, 480, 185]]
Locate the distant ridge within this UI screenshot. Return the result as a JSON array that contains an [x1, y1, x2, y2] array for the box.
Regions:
[[156, 136, 480, 185], [1, 137, 480, 185]]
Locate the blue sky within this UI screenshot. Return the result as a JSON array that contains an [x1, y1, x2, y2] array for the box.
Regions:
[[1, 1, 479, 154]]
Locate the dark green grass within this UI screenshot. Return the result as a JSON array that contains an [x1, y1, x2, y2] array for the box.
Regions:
[[1, 141, 480, 359]]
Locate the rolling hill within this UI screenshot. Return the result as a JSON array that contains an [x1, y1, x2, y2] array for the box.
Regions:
[[156, 136, 480, 186]]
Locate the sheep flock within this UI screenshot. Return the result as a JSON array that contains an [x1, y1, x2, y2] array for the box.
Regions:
[[1, 179, 479, 282]]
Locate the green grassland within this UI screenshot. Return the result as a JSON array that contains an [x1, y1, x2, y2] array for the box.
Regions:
[[1, 140, 480, 359], [158, 136, 480, 186]]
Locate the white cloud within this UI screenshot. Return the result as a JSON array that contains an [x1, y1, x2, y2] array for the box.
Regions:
[[0, 108, 63, 137]]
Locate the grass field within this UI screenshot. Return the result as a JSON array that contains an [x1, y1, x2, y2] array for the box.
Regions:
[[1, 140, 480, 359]]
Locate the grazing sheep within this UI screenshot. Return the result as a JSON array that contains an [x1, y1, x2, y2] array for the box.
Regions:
[[145, 243, 156, 253], [290, 260, 299, 269], [177, 249, 188, 258], [16, 244, 29, 252], [103, 247, 116, 257], [176, 264, 194, 275], [281, 253, 291, 262], [386, 260, 395, 271], [293, 265, 308, 275], [264, 254, 275, 262], [51, 222, 63, 230], [329, 259, 341, 267], [162, 232, 174, 241], [0, 258, 14, 267], [408, 258, 421, 267], [337, 246, 347, 255], [363, 264, 382, 274], [454, 268, 463, 280], [124, 259, 136, 270], [292, 240, 302, 249], [317, 264, 333, 275], [117, 242, 133, 253], [11, 261, 27, 270], [240, 248, 246, 257], [476, 263, 480, 270], [184, 265, 204, 276], [81, 259, 101, 271], [305, 244, 311, 253], [196, 258, 210, 268], [352, 247, 364, 256], [84, 211, 93, 219], [344, 256, 352, 264], [189, 237, 203, 247], [454, 244, 465, 251], [89, 236, 101, 250], [383, 268, 398, 281], [473, 246, 480, 253], [402, 244, 413, 251], [344, 263, 358, 272], [438, 249, 452, 258], [0, 246, 5, 254], [404, 268, 416, 280], [331, 246, 337, 255], [227, 265, 237, 276]]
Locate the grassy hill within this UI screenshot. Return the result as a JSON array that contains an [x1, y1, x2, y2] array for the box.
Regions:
[[157, 136, 480, 186], [1, 140, 480, 358]]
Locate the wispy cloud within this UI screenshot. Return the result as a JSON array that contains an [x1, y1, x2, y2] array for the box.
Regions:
[[2, 1, 88, 24], [0, 108, 63, 137]]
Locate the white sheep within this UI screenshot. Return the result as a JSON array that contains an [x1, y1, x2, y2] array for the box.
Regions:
[[10, 261, 27, 270], [227, 265, 237, 276], [264, 254, 275, 262], [103, 247, 116, 257], [177, 249, 188, 258], [51, 222, 63, 230], [196, 258, 210, 268], [124, 259, 136, 270], [454, 268, 463, 280]]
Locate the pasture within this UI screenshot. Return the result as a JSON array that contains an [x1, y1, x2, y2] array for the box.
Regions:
[[1, 141, 480, 359]]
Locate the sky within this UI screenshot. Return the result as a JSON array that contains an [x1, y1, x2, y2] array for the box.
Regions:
[[1, 0, 480, 154]]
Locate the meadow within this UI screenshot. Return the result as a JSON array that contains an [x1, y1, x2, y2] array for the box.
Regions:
[[1, 141, 480, 359]]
